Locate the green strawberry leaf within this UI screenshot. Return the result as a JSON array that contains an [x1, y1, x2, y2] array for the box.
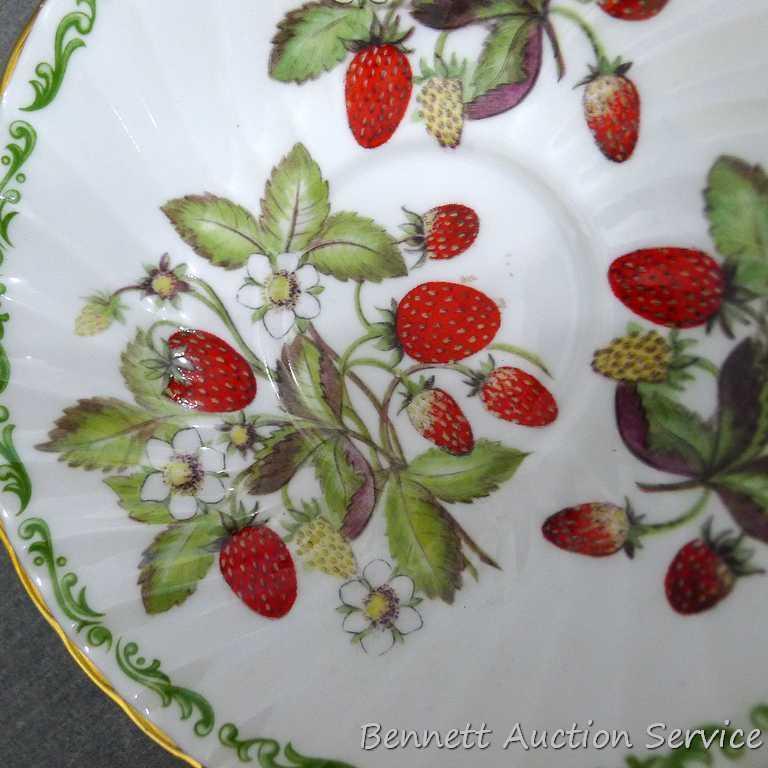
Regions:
[[36, 398, 179, 472], [636, 384, 716, 475], [383, 474, 463, 603], [411, 0, 527, 29], [714, 459, 768, 511], [242, 427, 323, 495], [712, 337, 768, 470], [259, 144, 330, 255], [277, 335, 342, 424], [304, 212, 407, 283], [734, 257, 768, 296], [407, 440, 528, 503], [469, 16, 537, 107], [705, 156, 768, 266], [270, 2, 373, 83], [161, 194, 267, 269], [138, 515, 225, 614], [121, 328, 190, 416], [312, 435, 376, 539], [105, 472, 174, 524]]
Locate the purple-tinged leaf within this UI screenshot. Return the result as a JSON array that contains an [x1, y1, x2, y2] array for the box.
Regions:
[[713, 337, 768, 468], [466, 21, 542, 120], [411, 0, 528, 30], [718, 482, 768, 544], [615, 383, 704, 477], [313, 436, 377, 540], [340, 439, 377, 540]]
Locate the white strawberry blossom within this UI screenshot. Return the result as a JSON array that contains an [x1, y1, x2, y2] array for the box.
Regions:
[[237, 253, 322, 339], [338, 559, 423, 655], [140, 428, 227, 520]]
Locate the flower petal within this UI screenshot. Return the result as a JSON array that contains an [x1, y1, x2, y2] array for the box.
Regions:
[[146, 439, 173, 470], [293, 292, 321, 320], [198, 447, 225, 473], [339, 579, 370, 609], [140, 472, 170, 503], [342, 610, 371, 635], [263, 307, 295, 338], [169, 494, 198, 520], [197, 475, 226, 504], [294, 264, 319, 290], [388, 575, 415, 604], [277, 252, 301, 273], [363, 559, 392, 590], [237, 282, 266, 311], [361, 628, 395, 656], [172, 428, 203, 454], [395, 606, 423, 635], [246, 255, 273, 285]]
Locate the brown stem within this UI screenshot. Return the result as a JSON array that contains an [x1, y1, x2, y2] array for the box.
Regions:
[[443, 509, 501, 571], [636, 479, 704, 494], [543, 19, 566, 81]]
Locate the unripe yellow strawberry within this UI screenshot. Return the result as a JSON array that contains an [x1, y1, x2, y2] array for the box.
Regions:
[[74, 293, 125, 336], [293, 517, 357, 580], [419, 77, 464, 148], [592, 330, 672, 382]]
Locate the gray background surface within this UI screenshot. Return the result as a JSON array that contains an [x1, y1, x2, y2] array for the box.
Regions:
[[0, 2, 185, 766]]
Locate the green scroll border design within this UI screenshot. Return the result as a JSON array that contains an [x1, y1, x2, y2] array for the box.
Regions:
[[1, 2, 357, 765], [22, 0, 97, 112], [2, 2, 768, 767]]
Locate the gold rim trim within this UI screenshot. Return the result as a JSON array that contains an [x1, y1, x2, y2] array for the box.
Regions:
[[1, 6, 204, 768], [0, 3, 40, 97]]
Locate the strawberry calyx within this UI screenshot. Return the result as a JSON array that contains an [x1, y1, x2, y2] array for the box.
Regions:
[[463, 355, 498, 397], [141, 334, 197, 391], [367, 300, 404, 364], [399, 207, 429, 267], [710, 262, 765, 338], [342, 10, 414, 53], [575, 55, 632, 88], [398, 375, 435, 413], [414, 49, 469, 85], [216, 499, 262, 542], [697, 518, 765, 579]]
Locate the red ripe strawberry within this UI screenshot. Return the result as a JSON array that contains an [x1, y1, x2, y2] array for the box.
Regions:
[[346, 38, 413, 149], [581, 60, 639, 162], [665, 521, 763, 615], [395, 282, 501, 363], [401, 204, 480, 265], [220, 525, 297, 619], [468, 361, 558, 427], [404, 378, 474, 455], [543, 502, 636, 557], [598, 0, 669, 21], [160, 329, 257, 412], [609, 248, 725, 328]]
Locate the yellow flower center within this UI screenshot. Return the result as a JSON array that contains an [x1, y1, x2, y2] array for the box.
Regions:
[[363, 585, 399, 626], [230, 425, 250, 447], [264, 271, 299, 307], [163, 455, 202, 494], [151, 273, 177, 299]]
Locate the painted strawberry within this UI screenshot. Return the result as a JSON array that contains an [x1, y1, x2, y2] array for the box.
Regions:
[[401, 204, 479, 266], [543, 502, 638, 557], [580, 59, 639, 162], [467, 359, 558, 427], [598, 0, 670, 21], [144, 329, 257, 413], [403, 377, 474, 455], [665, 520, 763, 615], [394, 282, 501, 363], [609, 248, 725, 329], [220, 522, 297, 619], [345, 16, 413, 149]]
